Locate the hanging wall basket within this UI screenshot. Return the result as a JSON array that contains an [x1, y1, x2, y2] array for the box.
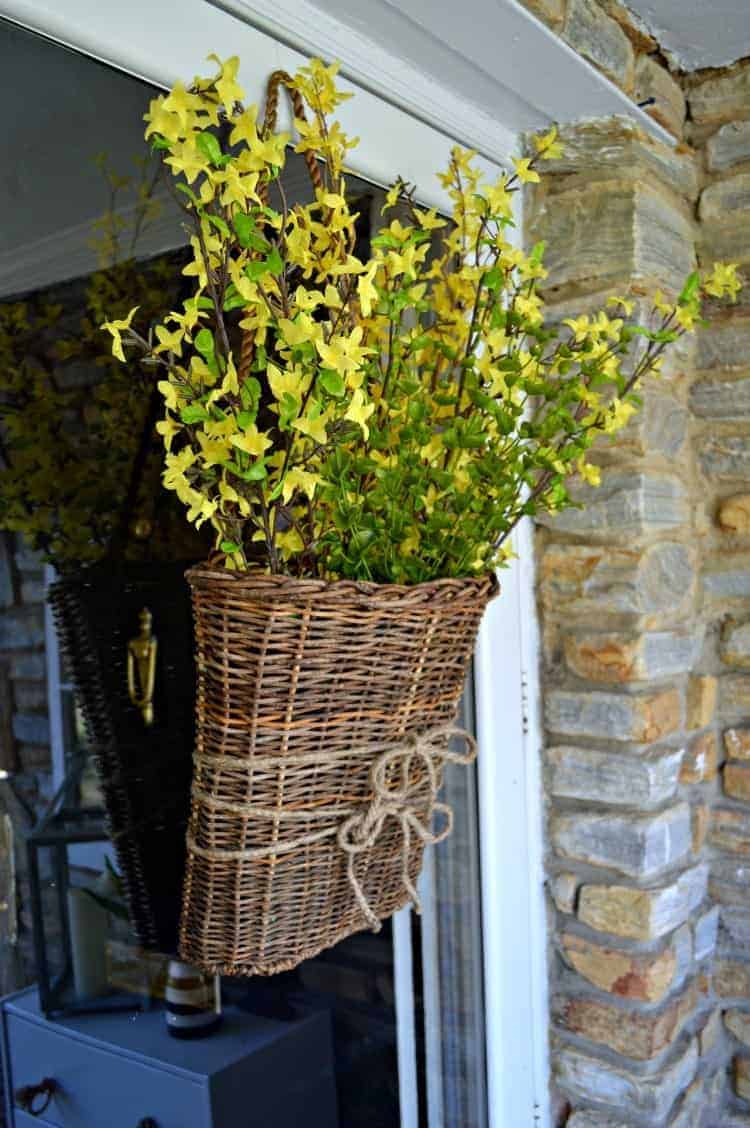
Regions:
[[179, 565, 498, 976], [47, 561, 197, 953]]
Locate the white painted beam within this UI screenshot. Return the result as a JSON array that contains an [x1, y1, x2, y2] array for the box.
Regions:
[[217, 0, 674, 147]]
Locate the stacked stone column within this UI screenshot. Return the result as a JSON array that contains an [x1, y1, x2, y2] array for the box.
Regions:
[[686, 58, 750, 1126], [527, 119, 728, 1125]]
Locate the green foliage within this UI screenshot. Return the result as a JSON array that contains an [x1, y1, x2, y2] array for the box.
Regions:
[[0, 157, 198, 569], [103, 58, 743, 582]]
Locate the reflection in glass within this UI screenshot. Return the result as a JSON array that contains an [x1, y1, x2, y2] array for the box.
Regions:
[[0, 19, 488, 1125]]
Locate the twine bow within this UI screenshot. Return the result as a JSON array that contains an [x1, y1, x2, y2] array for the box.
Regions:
[[336, 726, 477, 930], [187, 725, 477, 933]]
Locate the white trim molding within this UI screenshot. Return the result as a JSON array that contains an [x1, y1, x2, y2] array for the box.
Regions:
[[212, 0, 674, 147], [475, 523, 550, 1128], [0, 0, 509, 212]]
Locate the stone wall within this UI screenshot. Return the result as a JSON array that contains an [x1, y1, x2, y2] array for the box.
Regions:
[[687, 57, 750, 1126], [521, 0, 687, 140], [523, 30, 750, 1128], [526, 118, 725, 1126]]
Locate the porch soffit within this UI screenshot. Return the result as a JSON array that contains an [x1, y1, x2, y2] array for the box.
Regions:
[[213, 0, 675, 154]]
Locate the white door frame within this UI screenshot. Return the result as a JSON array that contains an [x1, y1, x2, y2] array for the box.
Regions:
[[1, 1, 579, 1123]]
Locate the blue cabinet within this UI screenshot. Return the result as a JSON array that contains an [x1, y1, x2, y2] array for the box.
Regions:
[[1, 987, 338, 1127]]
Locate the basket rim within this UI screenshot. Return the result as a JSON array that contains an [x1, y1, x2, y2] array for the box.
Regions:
[[185, 561, 500, 606]]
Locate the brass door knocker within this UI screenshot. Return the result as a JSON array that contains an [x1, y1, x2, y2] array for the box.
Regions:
[[127, 607, 157, 726]]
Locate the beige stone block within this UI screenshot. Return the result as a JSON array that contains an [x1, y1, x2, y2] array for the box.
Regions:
[[700, 171, 750, 223], [704, 556, 750, 606], [535, 182, 695, 296], [710, 808, 750, 854], [719, 495, 750, 534], [688, 61, 750, 128], [699, 1007, 722, 1056], [564, 634, 639, 682], [566, 1113, 630, 1128], [635, 54, 686, 138], [577, 865, 708, 941], [726, 1009, 750, 1047], [551, 803, 691, 878], [680, 732, 719, 784], [698, 218, 750, 269], [550, 872, 578, 914], [716, 960, 750, 998], [725, 727, 750, 761], [538, 541, 695, 623], [692, 803, 710, 853], [538, 473, 690, 543], [547, 745, 682, 807], [722, 618, 750, 667], [564, 629, 700, 684], [545, 687, 680, 743], [538, 118, 699, 199], [686, 675, 717, 731], [692, 377, 750, 419], [521, 0, 565, 29], [554, 1040, 698, 1122], [556, 982, 697, 1060], [560, 928, 689, 1002], [707, 121, 750, 173], [735, 1055, 750, 1100], [697, 318, 750, 373], [601, 0, 656, 51], [720, 675, 750, 723], [562, 0, 634, 90], [725, 762, 750, 803]]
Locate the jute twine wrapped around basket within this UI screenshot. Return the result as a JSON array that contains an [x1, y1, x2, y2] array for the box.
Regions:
[[178, 565, 498, 976]]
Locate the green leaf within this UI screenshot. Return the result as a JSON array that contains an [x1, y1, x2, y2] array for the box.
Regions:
[[483, 266, 504, 292], [222, 293, 245, 311], [176, 182, 199, 204], [206, 212, 231, 239], [530, 240, 546, 265], [180, 404, 211, 424], [319, 369, 345, 397], [150, 135, 171, 152], [196, 131, 224, 167], [678, 271, 700, 306], [243, 461, 267, 481], [195, 328, 215, 359], [234, 212, 255, 248], [234, 213, 271, 253], [266, 247, 284, 275], [245, 259, 270, 282], [221, 540, 241, 554], [240, 376, 261, 414]]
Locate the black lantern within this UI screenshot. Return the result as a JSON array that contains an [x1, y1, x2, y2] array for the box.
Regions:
[[27, 754, 164, 1018]]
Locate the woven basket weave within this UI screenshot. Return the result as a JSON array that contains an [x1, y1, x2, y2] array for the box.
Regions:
[[179, 565, 498, 976]]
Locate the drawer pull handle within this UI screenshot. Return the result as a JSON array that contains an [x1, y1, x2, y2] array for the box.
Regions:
[[15, 1077, 59, 1116], [137, 1120, 158, 1128]]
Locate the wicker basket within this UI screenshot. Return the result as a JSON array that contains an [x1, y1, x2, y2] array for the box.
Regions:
[[47, 562, 196, 952], [179, 565, 498, 976]]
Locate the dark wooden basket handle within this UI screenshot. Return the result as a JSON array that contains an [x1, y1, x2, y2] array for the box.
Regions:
[[15, 1077, 59, 1116]]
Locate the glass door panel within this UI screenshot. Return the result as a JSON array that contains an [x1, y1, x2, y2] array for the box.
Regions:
[[4, 19, 489, 1126]]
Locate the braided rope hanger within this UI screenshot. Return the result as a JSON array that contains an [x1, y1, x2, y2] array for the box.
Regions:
[[238, 70, 323, 382]]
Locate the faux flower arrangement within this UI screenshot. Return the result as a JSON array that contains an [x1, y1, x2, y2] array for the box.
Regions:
[[104, 56, 741, 584]]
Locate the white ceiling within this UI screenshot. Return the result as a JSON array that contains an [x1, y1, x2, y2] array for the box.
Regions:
[[625, 0, 750, 70]]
